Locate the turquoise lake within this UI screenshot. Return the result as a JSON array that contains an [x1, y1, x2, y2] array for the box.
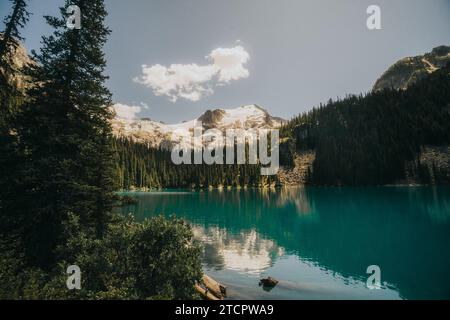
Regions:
[[115, 187, 450, 300]]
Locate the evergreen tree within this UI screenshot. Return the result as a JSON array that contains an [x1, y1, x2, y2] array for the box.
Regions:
[[0, 0, 30, 255], [0, 0, 30, 77], [0, 0, 30, 46], [0, 1, 204, 299], [10, 0, 115, 267]]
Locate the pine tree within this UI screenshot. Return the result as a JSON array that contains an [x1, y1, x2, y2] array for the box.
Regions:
[[0, 0, 30, 46], [0, 0, 30, 126], [0, 0, 30, 75], [0, 0, 30, 110], [11, 0, 115, 267], [0, 0, 30, 252]]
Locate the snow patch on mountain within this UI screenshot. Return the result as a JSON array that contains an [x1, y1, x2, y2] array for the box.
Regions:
[[111, 104, 285, 148]]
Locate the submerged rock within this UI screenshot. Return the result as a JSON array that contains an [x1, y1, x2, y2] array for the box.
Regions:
[[259, 276, 279, 288]]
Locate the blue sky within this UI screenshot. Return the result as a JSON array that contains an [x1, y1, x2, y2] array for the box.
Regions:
[[1, 0, 449, 122]]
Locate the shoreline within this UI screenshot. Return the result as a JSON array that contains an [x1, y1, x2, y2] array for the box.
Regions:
[[116, 183, 448, 193]]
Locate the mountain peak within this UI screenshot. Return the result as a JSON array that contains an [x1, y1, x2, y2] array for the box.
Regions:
[[373, 45, 450, 91], [111, 104, 284, 148]]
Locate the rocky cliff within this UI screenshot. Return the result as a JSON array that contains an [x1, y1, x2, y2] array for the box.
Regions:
[[373, 45, 450, 91], [0, 32, 35, 91]]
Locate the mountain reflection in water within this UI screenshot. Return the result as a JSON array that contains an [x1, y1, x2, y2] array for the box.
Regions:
[[116, 186, 450, 300]]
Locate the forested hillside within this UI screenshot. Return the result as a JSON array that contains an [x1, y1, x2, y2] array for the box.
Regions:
[[281, 64, 450, 185], [112, 137, 278, 189]]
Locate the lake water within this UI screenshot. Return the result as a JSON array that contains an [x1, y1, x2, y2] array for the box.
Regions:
[[115, 187, 450, 300]]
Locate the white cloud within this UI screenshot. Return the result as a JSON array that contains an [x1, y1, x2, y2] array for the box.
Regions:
[[112, 103, 142, 120], [134, 45, 250, 102], [208, 46, 250, 83], [136, 63, 217, 102]]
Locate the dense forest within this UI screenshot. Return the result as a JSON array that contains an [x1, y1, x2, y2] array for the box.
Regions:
[[112, 137, 278, 189], [0, 0, 202, 299], [280, 64, 450, 185]]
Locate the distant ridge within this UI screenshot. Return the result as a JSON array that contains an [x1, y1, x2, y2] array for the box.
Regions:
[[373, 45, 450, 91], [111, 104, 285, 148]]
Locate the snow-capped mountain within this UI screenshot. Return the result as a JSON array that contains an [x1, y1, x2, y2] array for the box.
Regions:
[[111, 104, 285, 148]]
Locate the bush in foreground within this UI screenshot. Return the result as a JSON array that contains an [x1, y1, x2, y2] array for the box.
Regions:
[[0, 214, 203, 300]]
